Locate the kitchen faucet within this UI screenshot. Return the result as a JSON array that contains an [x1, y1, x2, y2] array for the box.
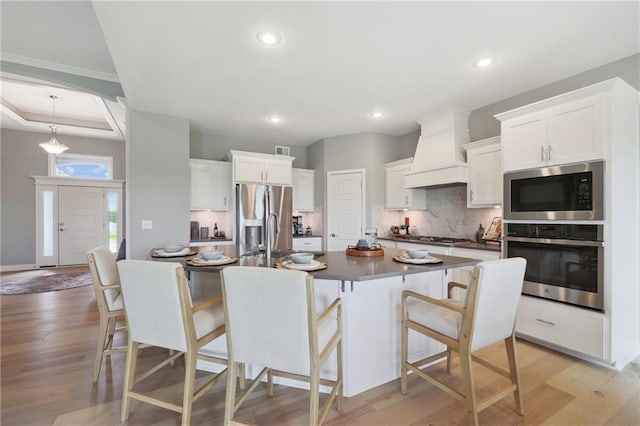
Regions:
[[265, 211, 279, 263]]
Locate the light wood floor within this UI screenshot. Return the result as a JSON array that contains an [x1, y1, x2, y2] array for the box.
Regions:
[[1, 268, 638, 425]]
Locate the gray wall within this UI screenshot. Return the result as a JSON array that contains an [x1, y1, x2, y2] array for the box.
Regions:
[[0, 128, 125, 266], [469, 53, 640, 141], [190, 127, 307, 168], [309, 132, 417, 231], [396, 129, 421, 158], [126, 110, 190, 260]]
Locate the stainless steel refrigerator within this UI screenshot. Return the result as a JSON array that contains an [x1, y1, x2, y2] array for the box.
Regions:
[[236, 183, 293, 256]]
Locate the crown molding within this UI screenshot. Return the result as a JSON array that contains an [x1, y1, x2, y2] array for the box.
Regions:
[[1, 52, 120, 83]]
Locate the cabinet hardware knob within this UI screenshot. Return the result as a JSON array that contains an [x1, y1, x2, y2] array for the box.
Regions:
[[548, 144, 552, 161], [470, 190, 474, 201], [331, 233, 337, 237], [540, 146, 545, 162]]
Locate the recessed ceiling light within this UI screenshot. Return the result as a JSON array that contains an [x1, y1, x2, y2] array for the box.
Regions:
[[369, 111, 384, 119], [267, 115, 282, 124], [473, 57, 493, 68], [257, 30, 282, 46]]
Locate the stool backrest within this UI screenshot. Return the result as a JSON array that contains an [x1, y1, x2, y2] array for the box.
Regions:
[[221, 266, 314, 375], [464, 257, 527, 352], [118, 260, 192, 352]]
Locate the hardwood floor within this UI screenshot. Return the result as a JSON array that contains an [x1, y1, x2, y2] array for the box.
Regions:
[[1, 269, 638, 425]]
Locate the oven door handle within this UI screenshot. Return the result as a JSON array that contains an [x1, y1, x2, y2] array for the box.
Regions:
[[503, 236, 604, 247]]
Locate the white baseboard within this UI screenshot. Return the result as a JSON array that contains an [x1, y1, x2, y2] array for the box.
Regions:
[[1, 264, 38, 272]]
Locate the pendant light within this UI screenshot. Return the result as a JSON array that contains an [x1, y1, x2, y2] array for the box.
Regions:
[[39, 95, 69, 155]]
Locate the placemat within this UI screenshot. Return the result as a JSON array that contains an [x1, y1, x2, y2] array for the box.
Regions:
[[186, 257, 238, 266]]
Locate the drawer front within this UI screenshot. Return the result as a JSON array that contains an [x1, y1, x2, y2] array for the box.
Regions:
[[516, 296, 605, 360], [292, 237, 322, 251]]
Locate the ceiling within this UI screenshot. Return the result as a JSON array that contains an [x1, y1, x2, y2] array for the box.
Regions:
[[1, 1, 638, 146]]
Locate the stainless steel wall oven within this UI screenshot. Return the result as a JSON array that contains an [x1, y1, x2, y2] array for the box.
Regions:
[[504, 223, 604, 311]]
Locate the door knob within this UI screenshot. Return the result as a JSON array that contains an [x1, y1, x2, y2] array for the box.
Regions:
[[331, 233, 337, 237]]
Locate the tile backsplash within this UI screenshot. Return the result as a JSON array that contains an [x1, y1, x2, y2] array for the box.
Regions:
[[373, 185, 501, 240], [190, 211, 233, 240]]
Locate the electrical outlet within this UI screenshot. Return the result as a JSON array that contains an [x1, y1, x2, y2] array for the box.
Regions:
[[141, 220, 152, 230]]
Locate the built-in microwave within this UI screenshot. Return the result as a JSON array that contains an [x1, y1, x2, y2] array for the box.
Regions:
[[504, 160, 604, 221]]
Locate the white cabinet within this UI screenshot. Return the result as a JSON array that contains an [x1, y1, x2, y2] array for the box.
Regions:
[[499, 78, 640, 369], [189, 159, 231, 211], [516, 296, 606, 360], [292, 168, 315, 212], [462, 137, 502, 208], [385, 158, 427, 210], [292, 236, 322, 252], [449, 247, 500, 299], [498, 93, 604, 172], [230, 150, 294, 185]]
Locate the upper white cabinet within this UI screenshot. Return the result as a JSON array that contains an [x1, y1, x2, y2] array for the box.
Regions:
[[497, 89, 605, 172], [462, 137, 502, 208], [230, 150, 294, 185], [385, 158, 427, 210], [292, 168, 315, 212], [190, 159, 231, 211]]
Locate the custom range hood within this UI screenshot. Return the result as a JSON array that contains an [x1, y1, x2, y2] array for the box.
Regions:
[[404, 107, 470, 188]]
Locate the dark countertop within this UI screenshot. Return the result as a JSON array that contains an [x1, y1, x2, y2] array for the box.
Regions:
[[190, 237, 233, 243], [379, 236, 501, 252], [149, 247, 480, 282], [293, 234, 322, 239]]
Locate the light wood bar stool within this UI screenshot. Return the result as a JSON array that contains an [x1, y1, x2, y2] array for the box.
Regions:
[[117, 260, 228, 426], [221, 266, 343, 426], [86, 246, 128, 383], [401, 257, 527, 425]]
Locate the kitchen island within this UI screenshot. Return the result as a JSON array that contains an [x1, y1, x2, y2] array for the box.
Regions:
[[152, 247, 480, 396]]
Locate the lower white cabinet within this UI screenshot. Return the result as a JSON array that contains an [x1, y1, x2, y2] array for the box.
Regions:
[[450, 247, 500, 283], [395, 241, 449, 256], [292, 236, 322, 251], [516, 295, 606, 360]]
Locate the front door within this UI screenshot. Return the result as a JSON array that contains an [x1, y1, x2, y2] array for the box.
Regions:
[[327, 170, 365, 251], [58, 186, 104, 265]]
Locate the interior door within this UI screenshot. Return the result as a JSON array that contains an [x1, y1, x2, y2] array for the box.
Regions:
[[58, 186, 104, 265], [327, 170, 364, 251]]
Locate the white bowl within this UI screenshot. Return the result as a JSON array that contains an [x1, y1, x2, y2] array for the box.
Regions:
[[200, 250, 223, 260], [164, 243, 185, 253], [290, 252, 314, 264], [406, 249, 429, 259]]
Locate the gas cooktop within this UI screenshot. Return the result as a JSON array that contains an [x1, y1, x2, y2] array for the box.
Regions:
[[407, 236, 474, 244]]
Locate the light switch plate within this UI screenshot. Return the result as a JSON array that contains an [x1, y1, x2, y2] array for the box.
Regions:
[[141, 220, 152, 230]]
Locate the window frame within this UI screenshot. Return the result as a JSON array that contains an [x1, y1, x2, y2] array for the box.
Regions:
[[48, 153, 114, 180]]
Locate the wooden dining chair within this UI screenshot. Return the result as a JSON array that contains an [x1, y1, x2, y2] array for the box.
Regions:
[[86, 246, 128, 383], [400, 257, 527, 425], [117, 260, 229, 426], [221, 266, 343, 426]]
